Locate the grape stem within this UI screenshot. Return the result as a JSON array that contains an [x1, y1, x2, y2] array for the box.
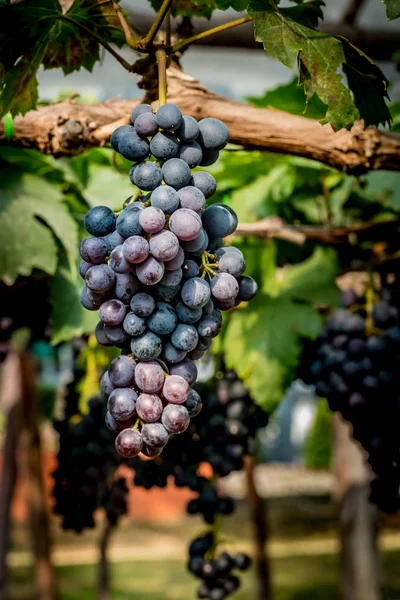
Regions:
[[156, 46, 168, 106], [140, 0, 175, 48], [171, 16, 252, 54], [200, 251, 218, 279], [110, 0, 138, 49]]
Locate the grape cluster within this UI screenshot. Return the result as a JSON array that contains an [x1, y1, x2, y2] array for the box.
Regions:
[[130, 371, 267, 598], [188, 533, 251, 600], [299, 287, 400, 513], [53, 395, 124, 532], [80, 102, 257, 459]]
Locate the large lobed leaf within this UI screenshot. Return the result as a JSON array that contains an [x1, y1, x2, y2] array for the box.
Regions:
[[383, 0, 400, 20], [0, 169, 78, 285], [0, 0, 126, 118], [247, 0, 391, 130], [222, 243, 339, 412]]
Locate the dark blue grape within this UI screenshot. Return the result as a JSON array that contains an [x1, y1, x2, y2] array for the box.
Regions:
[[84, 206, 116, 237], [95, 321, 112, 346], [179, 142, 203, 168], [116, 205, 143, 238], [178, 186, 206, 213], [133, 162, 163, 191], [80, 286, 100, 310], [198, 118, 229, 150], [130, 103, 153, 125], [148, 302, 177, 335], [110, 125, 134, 151], [103, 230, 125, 251], [202, 204, 238, 238], [191, 171, 217, 199], [176, 115, 199, 142], [181, 277, 211, 309], [176, 302, 202, 325], [182, 260, 199, 280], [150, 131, 179, 160], [197, 313, 222, 338], [150, 185, 180, 214], [182, 229, 209, 254], [184, 388, 202, 417], [123, 312, 147, 336], [104, 325, 129, 346], [161, 342, 187, 364], [118, 131, 150, 162], [160, 268, 182, 287], [131, 331, 162, 360], [155, 103, 182, 131], [162, 158, 191, 189], [171, 323, 199, 352], [130, 292, 156, 317], [200, 150, 219, 167], [237, 275, 258, 301]]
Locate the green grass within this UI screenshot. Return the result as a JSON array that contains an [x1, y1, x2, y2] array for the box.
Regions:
[[9, 550, 400, 600]]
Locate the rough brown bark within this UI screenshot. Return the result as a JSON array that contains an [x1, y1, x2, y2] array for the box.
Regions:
[[0, 352, 23, 600], [244, 456, 272, 600], [333, 414, 381, 600], [20, 352, 57, 600], [97, 520, 114, 600], [1, 67, 399, 174]]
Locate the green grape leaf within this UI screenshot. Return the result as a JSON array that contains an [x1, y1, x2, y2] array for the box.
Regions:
[[49, 259, 98, 345], [341, 41, 392, 128], [247, 76, 327, 120], [83, 162, 134, 210], [383, 0, 400, 20], [0, 169, 78, 285], [281, 0, 325, 29], [0, 0, 126, 117], [222, 243, 339, 411], [148, 0, 217, 18], [248, 0, 358, 130]]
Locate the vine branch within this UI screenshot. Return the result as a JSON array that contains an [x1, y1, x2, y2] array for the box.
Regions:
[[156, 46, 168, 106], [140, 0, 175, 48], [110, 0, 137, 49], [171, 16, 252, 54]]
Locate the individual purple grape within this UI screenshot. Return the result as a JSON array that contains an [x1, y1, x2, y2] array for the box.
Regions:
[[182, 229, 208, 254], [79, 260, 94, 279], [169, 208, 202, 241], [197, 313, 222, 338], [179, 142, 203, 168], [115, 272, 141, 303], [215, 246, 242, 259], [160, 268, 182, 287], [111, 125, 134, 151], [155, 103, 182, 131], [130, 292, 156, 317], [141, 422, 169, 448], [181, 277, 211, 309], [171, 323, 199, 352], [149, 230, 180, 261], [108, 388, 137, 421], [134, 111, 158, 137], [141, 444, 163, 458], [85, 265, 115, 293], [182, 260, 199, 280], [237, 275, 258, 301], [118, 130, 150, 162], [108, 355, 136, 387], [80, 285, 101, 310], [133, 162, 163, 191], [136, 393, 163, 423], [150, 131, 179, 160], [139, 206, 166, 233], [203, 298, 215, 315], [218, 251, 245, 277], [105, 411, 134, 433], [116, 205, 143, 238], [162, 374, 190, 404], [131, 331, 162, 360], [169, 359, 198, 386], [122, 312, 147, 336], [103, 230, 125, 251], [178, 186, 206, 213], [136, 256, 165, 285], [104, 325, 129, 346], [80, 237, 108, 264], [150, 186, 180, 214], [162, 404, 190, 434], [134, 360, 165, 393], [184, 388, 202, 417], [188, 349, 204, 360], [161, 342, 187, 364], [202, 204, 238, 238], [148, 302, 178, 335], [200, 150, 219, 167], [130, 103, 153, 125], [109, 245, 131, 273], [162, 158, 191, 189], [84, 205, 116, 237], [95, 321, 113, 346], [164, 246, 185, 271], [99, 299, 126, 326], [156, 283, 181, 301], [176, 115, 199, 142], [210, 272, 239, 301], [191, 171, 216, 199], [176, 301, 202, 324], [115, 428, 143, 458], [197, 117, 229, 150], [195, 336, 212, 351], [100, 370, 114, 397], [123, 235, 149, 264]]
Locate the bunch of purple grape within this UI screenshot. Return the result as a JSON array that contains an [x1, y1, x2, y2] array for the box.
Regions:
[[79, 102, 257, 459]]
